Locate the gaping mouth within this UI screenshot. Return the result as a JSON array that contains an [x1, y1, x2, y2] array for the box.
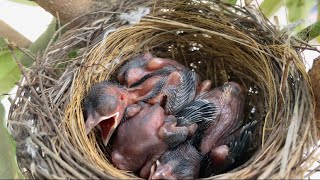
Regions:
[[85, 112, 120, 146], [98, 112, 120, 146]]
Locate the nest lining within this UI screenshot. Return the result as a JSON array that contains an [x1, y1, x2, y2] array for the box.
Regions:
[[8, 0, 319, 179]]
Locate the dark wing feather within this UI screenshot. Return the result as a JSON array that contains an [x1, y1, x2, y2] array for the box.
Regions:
[[199, 120, 257, 177], [165, 70, 198, 114], [175, 99, 218, 126], [225, 120, 257, 169]]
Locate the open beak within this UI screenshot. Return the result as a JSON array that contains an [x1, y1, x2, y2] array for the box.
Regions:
[[99, 112, 120, 146], [85, 112, 120, 145]]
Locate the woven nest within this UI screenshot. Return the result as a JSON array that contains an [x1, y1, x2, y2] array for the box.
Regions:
[[8, 0, 320, 179]]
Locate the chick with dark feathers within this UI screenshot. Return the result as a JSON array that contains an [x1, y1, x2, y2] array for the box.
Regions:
[[192, 82, 246, 154], [149, 141, 202, 180], [117, 53, 201, 114], [192, 82, 257, 177], [151, 120, 257, 179], [117, 53, 185, 87], [199, 120, 257, 177]]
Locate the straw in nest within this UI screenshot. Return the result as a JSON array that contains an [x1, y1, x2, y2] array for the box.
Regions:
[[8, 0, 320, 179]]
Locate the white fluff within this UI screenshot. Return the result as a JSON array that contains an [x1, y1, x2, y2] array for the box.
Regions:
[[26, 137, 38, 159], [27, 119, 37, 134], [119, 7, 150, 25]]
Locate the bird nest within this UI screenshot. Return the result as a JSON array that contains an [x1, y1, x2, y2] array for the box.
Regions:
[[8, 0, 320, 179]]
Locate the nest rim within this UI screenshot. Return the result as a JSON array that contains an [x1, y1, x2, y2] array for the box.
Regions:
[[8, 0, 319, 179]]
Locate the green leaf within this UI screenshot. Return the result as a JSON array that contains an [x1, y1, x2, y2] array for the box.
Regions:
[[0, 102, 4, 126], [8, 0, 38, 6], [21, 18, 57, 67], [0, 39, 7, 47], [0, 111, 24, 179], [259, 0, 284, 18], [222, 0, 237, 5], [68, 48, 79, 59], [0, 40, 22, 97], [285, 0, 316, 22], [0, 40, 24, 179], [296, 21, 320, 42], [316, 0, 320, 43]]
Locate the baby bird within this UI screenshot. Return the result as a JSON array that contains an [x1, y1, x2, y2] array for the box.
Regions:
[[83, 81, 136, 145], [117, 53, 203, 114], [193, 81, 256, 176], [149, 141, 202, 180], [83, 80, 172, 145], [150, 121, 257, 179], [194, 81, 246, 154], [199, 120, 257, 177], [117, 53, 185, 87], [111, 100, 216, 179]]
